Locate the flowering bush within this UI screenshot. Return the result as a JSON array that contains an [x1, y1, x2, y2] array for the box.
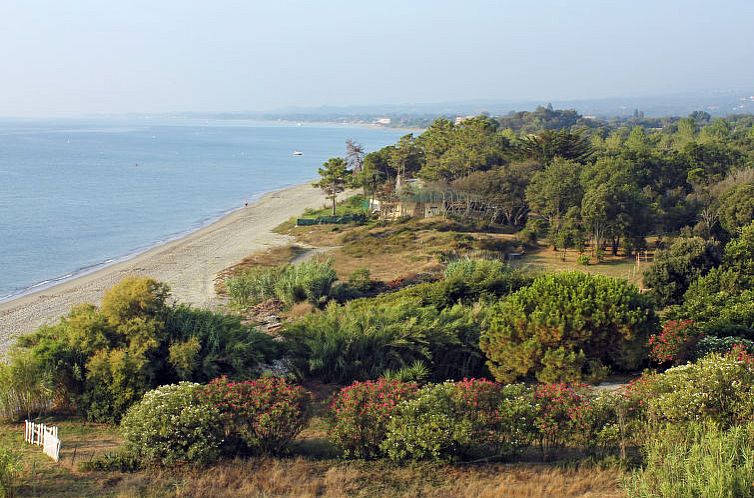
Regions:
[[496, 383, 539, 455], [640, 350, 754, 426], [381, 382, 474, 462], [199, 377, 311, 455], [648, 319, 699, 365], [450, 378, 510, 455], [533, 383, 593, 457], [120, 382, 223, 466], [381, 379, 514, 462], [328, 379, 418, 459]]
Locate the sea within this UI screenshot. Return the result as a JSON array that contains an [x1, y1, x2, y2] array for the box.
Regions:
[[0, 117, 404, 301]]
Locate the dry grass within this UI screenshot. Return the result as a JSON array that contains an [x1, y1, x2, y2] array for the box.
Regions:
[[229, 214, 656, 295], [110, 458, 625, 498], [274, 217, 523, 282]]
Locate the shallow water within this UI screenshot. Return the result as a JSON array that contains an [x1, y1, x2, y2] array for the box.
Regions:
[[0, 117, 403, 299]]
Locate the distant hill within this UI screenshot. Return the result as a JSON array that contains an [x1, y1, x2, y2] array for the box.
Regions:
[[172, 89, 754, 124]]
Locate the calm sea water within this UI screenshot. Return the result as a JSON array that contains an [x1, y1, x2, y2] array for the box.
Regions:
[[0, 117, 403, 300]]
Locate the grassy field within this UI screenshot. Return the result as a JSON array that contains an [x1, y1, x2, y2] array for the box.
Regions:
[[517, 247, 649, 287], [0, 418, 121, 497]]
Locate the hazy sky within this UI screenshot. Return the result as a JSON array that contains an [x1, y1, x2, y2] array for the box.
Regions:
[[1, 0, 753, 116]]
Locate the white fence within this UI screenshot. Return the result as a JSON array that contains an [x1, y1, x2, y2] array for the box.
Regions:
[[24, 420, 61, 462]]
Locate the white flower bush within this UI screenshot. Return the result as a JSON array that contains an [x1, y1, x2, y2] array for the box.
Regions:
[[643, 352, 754, 426], [120, 382, 223, 466]]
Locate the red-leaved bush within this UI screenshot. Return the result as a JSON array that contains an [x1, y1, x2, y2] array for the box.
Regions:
[[328, 379, 418, 459], [648, 319, 698, 364], [199, 376, 311, 455]]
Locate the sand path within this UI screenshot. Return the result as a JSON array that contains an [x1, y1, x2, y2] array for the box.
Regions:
[[0, 182, 327, 353]]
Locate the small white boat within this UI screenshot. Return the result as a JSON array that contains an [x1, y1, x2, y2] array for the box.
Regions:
[[292, 151, 303, 156]]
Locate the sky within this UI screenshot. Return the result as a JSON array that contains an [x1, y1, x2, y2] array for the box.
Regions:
[[1, 0, 754, 116]]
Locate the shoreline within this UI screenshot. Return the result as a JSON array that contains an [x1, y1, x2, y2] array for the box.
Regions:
[[0, 181, 325, 353], [0, 197, 259, 305]]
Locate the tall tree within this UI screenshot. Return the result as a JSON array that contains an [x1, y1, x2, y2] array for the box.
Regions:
[[518, 129, 592, 165], [452, 161, 539, 226], [525, 158, 583, 244], [345, 139, 365, 173], [388, 134, 423, 181], [313, 157, 352, 215], [418, 116, 510, 181]]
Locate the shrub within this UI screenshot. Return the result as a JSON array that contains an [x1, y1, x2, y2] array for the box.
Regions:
[[533, 383, 593, 458], [481, 272, 657, 383], [639, 350, 754, 426], [496, 384, 539, 455], [79, 451, 142, 472], [717, 182, 754, 234], [442, 258, 531, 304], [347, 268, 373, 293], [623, 422, 754, 498], [0, 351, 53, 422], [670, 255, 754, 340], [120, 382, 223, 466], [450, 378, 520, 458], [13, 278, 281, 423], [198, 377, 311, 455], [381, 361, 430, 383], [0, 446, 20, 498], [226, 259, 337, 309], [164, 305, 279, 382], [226, 266, 281, 308], [381, 382, 475, 462], [275, 259, 337, 307], [283, 298, 487, 384], [576, 254, 590, 266], [538, 347, 588, 384], [381, 379, 513, 462], [642, 237, 722, 307], [694, 335, 754, 358], [648, 319, 699, 365], [328, 379, 418, 459]]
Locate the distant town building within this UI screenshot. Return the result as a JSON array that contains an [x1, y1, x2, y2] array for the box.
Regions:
[[454, 115, 475, 125], [375, 117, 392, 125]]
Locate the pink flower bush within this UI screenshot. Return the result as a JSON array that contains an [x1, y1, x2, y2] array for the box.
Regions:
[[328, 379, 418, 459], [199, 376, 311, 455], [648, 319, 698, 364], [534, 383, 593, 456]]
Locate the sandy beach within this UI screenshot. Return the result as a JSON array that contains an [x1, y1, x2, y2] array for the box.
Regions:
[[0, 182, 327, 353]]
